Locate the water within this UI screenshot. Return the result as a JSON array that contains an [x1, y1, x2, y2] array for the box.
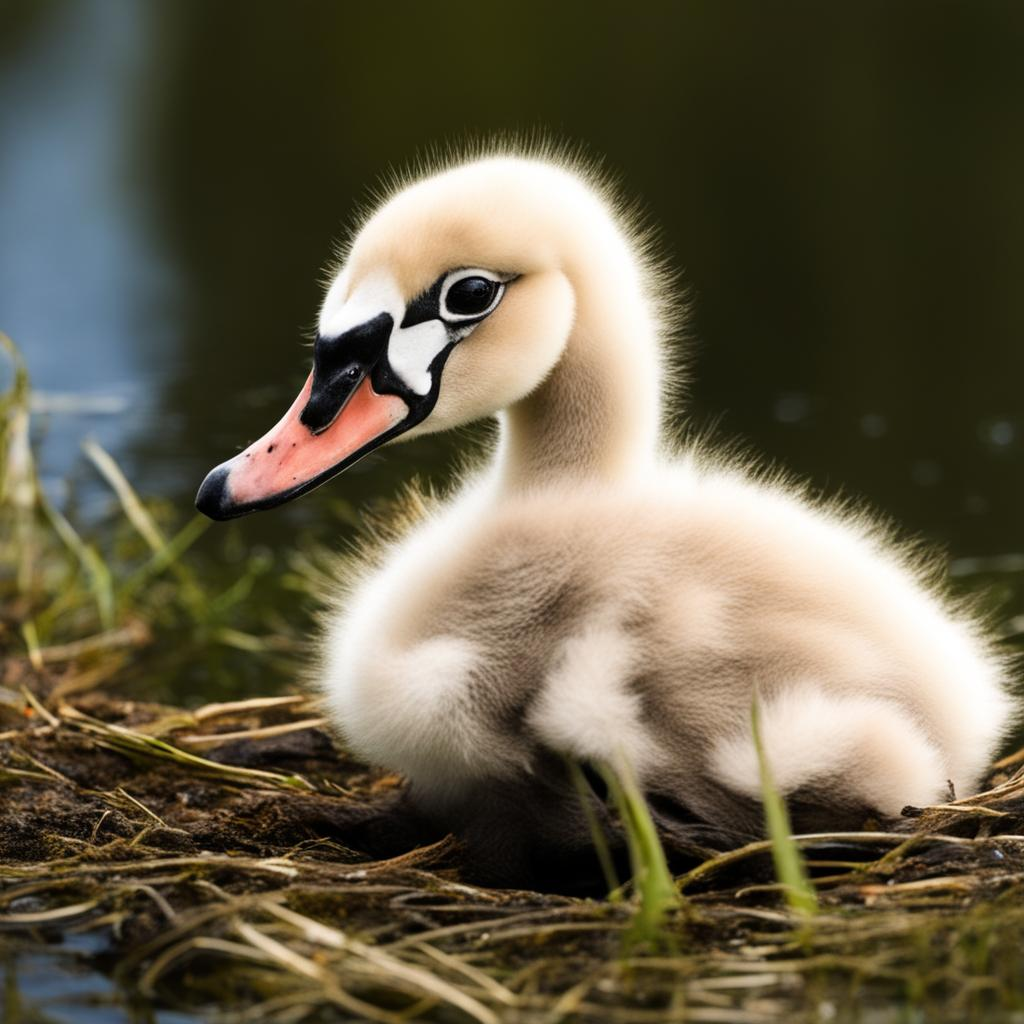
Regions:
[[2, 0, 1021, 559], [1, 4, 1023, 1019], [2, 934, 195, 1024]]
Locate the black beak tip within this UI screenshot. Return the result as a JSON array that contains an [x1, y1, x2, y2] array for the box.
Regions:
[[195, 465, 237, 521]]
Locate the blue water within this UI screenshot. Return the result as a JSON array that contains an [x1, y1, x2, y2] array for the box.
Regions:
[[0, 1, 182, 516], [3, 936, 194, 1024]]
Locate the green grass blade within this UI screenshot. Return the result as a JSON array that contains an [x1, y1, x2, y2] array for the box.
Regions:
[[120, 513, 211, 601], [567, 759, 621, 897], [6, 406, 35, 595], [81, 438, 166, 553], [81, 438, 206, 614], [0, 336, 37, 596], [21, 620, 43, 671], [38, 490, 116, 630], [61, 705, 315, 792], [598, 752, 680, 945], [750, 693, 818, 916]]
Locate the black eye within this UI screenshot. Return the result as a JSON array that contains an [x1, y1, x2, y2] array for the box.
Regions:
[[444, 276, 499, 318]]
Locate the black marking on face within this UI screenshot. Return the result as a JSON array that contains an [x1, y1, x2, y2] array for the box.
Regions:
[[300, 312, 393, 434], [400, 268, 510, 332], [400, 277, 443, 329], [198, 269, 514, 521], [198, 339, 459, 520], [370, 335, 457, 413]]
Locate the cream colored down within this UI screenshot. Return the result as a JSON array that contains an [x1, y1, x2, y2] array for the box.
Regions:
[[316, 150, 1016, 825]]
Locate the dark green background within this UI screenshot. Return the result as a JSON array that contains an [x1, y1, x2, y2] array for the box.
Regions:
[[2, 0, 1022, 556]]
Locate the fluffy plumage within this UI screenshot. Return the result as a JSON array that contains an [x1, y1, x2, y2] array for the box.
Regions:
[[227, 143, 1020, 884]]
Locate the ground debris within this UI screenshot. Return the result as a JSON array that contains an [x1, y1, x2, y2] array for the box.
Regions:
[[3, 692, 1024, 1023]]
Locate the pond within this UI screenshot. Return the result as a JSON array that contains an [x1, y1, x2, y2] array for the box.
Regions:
[[3, 1, 1022, 565]]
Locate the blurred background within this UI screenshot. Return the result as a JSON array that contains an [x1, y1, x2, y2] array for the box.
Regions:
[[2, 0, 1022, 557]]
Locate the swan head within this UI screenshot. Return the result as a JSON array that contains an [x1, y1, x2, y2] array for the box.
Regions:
[[195, 156, 600, 520]]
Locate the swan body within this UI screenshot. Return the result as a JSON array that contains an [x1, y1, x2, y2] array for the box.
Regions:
[[198, 149, 1015, 882]]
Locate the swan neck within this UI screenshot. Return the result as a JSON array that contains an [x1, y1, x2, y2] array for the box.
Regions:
[[498, 298, 662, 490]]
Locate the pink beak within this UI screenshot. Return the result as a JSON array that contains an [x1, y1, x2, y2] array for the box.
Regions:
[[196, 372, 408, 520]]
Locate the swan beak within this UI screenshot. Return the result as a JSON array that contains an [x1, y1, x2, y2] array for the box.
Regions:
[[196, 314, 409, 520]]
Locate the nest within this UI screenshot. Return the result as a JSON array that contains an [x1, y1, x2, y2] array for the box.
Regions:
[[3, 689, 1024, 1023]]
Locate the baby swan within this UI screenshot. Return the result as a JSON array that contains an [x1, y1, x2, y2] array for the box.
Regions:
[[197, 151, 1015, 886]]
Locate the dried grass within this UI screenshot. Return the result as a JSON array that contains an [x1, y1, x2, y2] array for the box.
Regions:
[[1, 687, 1024, 1022]]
